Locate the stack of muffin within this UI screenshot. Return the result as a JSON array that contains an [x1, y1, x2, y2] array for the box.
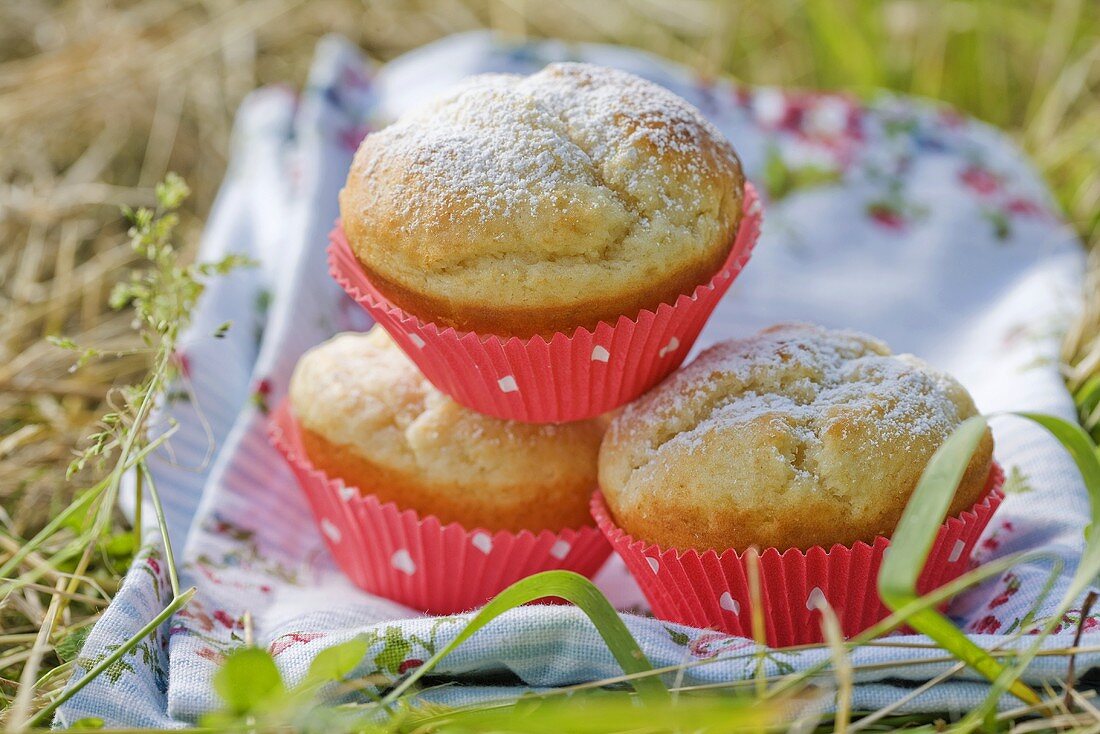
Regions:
[[271, 63, 1002, 644]]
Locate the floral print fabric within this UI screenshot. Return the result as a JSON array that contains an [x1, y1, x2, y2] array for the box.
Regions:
[[57, 32, 1091, 727]]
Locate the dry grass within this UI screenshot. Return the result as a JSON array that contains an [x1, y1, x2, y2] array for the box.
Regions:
[[1, 0, 1099, 725]]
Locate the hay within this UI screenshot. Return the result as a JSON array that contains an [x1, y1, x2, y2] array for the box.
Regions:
[[1, 0, 1098, 718]]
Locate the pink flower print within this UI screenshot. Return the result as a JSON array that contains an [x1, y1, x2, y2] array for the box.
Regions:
[[269, 631, 325, 657], [960, 165, 1000, 195], [398, 658, 423, 674], [213, 610, 242, 630], [1049, 611, 1100, 636], [207, 518, 253, 542], [1025, 612, 1088, 635], [1000, 324, 1032, 350], [338, 124, 371, 151], [251, 378, 273, 414], [177, 607, 215, 633], [866, 202, 906, 230], [778, 95, 810, 133], [978, 520, 1014, 554], [340, 65, 372, 91], [1006, 197, 1044, 216], [1053, 613, 1076, 634], [938, 107, 967, 129], [173, 351, 191, 378], [972, 615, 1001, 634], [689, 631, 753, 660], [196, 646, 225, 665], [732, 84, 752, 109], [989, 574, 1020, 608], [752, 90, 862, 144]]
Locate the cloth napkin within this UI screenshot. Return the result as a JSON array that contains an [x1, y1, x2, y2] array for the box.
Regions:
[[56, 31, 1093, 728]]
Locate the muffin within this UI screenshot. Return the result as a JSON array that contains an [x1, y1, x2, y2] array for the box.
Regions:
[[339, 62, 745, 338], [288, 327, 604, 532], [598, 323, 994, 551]]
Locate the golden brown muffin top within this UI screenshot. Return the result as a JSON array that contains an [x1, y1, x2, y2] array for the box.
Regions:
[[598, 323, 993, 551], [340, 63, 744, 335], [289, 327, 605, 494]]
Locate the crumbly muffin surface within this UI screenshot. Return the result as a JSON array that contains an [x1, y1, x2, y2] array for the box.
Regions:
[[598, 323, 993, 550], [340, 62, 744, 336], [290, 328, 604, 531]]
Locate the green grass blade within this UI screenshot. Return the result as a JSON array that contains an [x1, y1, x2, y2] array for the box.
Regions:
[[1016, 413, 1100, 523], [1013, 412, 1100, 624], [881, 416, 987, 592], [0, 481, 106, 580], [380, 571, 669, 706], [0, 425, 176, 582], [958, 412, 1100, 720], [410, 691, 775, 733], [804, 0, 881, 88], [139, 462, 180, 597], [878, 416, 1040, 705], [1072, 375, 1100, 438]]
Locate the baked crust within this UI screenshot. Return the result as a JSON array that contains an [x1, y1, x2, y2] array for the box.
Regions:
[[355, 242, 734, 336], [299, 428, 593, 532], [340, 62, 744, 337], [598, 323, 994, 550], [289, 328, 605, 532]]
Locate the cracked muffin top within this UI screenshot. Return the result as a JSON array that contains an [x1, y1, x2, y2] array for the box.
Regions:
[[598, 323, 994, 550], [339, 62, 744, 337], [288, 327, 605, 531]]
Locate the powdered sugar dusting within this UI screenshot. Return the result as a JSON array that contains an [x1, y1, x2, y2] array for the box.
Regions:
[[620, 323, 974, 484], [349, 62, 738, 230]]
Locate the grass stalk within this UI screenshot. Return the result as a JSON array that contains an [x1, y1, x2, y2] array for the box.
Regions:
[[25, 587, 196, 731], [132, 463, 143, 561], [0, 426, 176, 584], [7, 578, 67, 731], [139, 461, 179, 597], [816, 598, 851, 734]]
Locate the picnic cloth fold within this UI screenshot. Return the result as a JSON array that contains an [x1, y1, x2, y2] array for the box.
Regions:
[[57, 31, 1095, 728]]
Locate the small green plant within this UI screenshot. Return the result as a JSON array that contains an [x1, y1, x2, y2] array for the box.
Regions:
[[1, 174, 252, 730]]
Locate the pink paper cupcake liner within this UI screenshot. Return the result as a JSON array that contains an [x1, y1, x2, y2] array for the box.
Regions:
[[329, 183, 763, 423], [591, 464, 1005, 647], [269, 402, 612, 614]]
